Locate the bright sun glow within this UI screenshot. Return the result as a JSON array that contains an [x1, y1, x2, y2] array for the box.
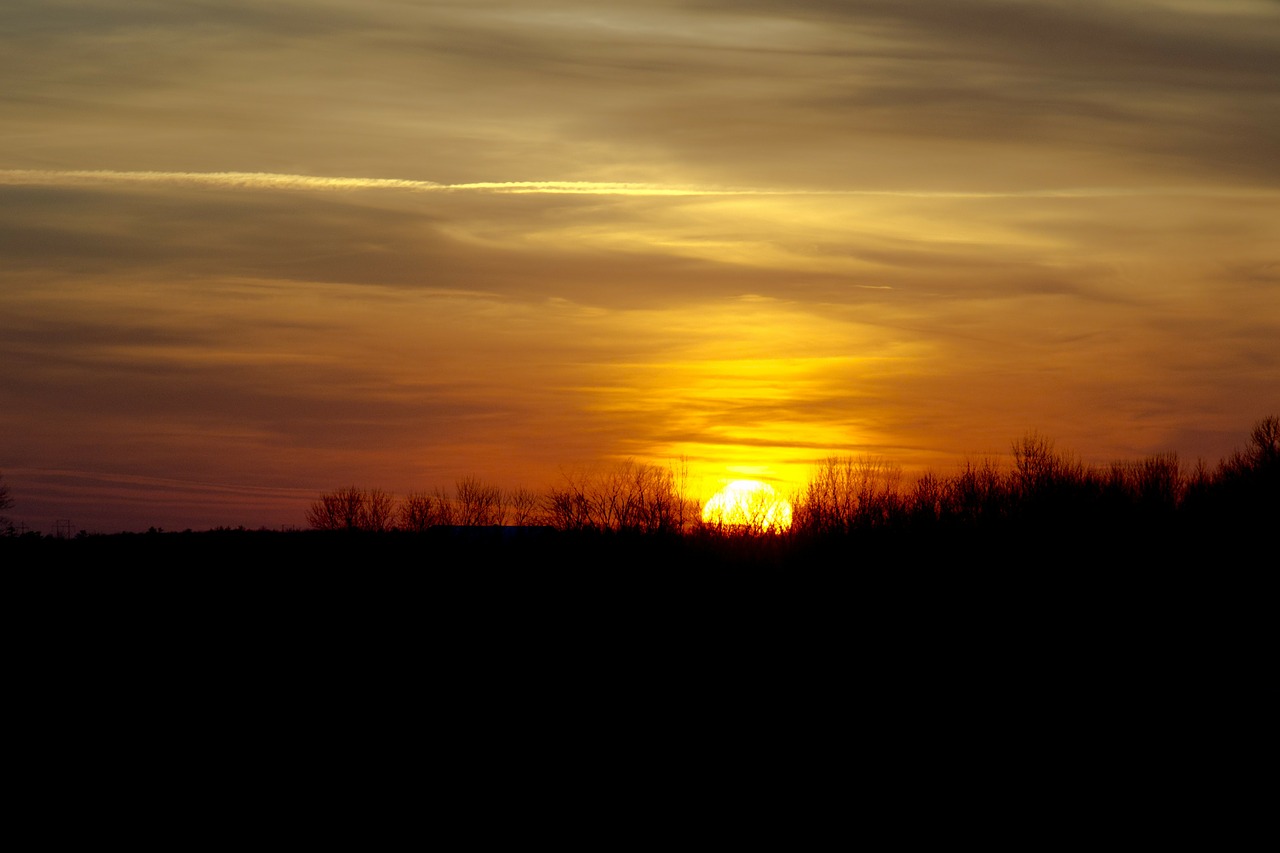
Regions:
[[701, 480, 794, 533]]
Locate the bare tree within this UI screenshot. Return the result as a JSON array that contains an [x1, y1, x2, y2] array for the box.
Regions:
[[506, 487, 543, 526], [306, 486, 396, 531], [794, 456, 903, 534], [944, 457, 1007, 523], [362, 488, 397, 532], [1010, 432, 1085, 500], [909, 472, 945, 523], [1212, 415, 1280, 521], [0, 472, 12, 531], [543, 460, 688, 532], [431, 486, 456, 526], [1221, 414, 1280, 477], [307, 486, 364, 530], [544, 474, 592, 530], [1105, 453, 1182, 513], [455, 476, 503, 526], [401, 490, 456, 531]]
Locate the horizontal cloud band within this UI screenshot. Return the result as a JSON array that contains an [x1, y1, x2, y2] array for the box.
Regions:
[[2, 169, 1265, 199]]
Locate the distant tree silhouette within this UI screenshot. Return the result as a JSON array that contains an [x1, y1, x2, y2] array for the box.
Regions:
[[908, 471, 946, 524], [307, 486, 362, 530], [1103, 453, 1182, 517], [400, 491, 431, 532], [544, 469, 594, 531], [455, 476, 503, 526], [506, 487, 543, 526], [1010, 432, 1085, 500], [793, 456, 903, 534], [400, 490, 452, 532], [944, 457, 1007, 524], [362, 488, 396, 531], [543, 460, 689, 533], [1211, 415, 1280, 523], [306, 486, 396, 531], [1221, 415, 1280, 478], [0, 472, 12, 532]]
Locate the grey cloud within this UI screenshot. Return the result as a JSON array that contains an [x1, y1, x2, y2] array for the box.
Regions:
[[7, 0, 1276, 188], [0, 185, 837, 308], [0, 0, 365, 38], [700, 0, 1280, 83], [0, 311, 521, 455]]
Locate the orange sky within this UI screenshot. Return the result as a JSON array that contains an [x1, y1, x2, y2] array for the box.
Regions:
[[2, 1, 1278, 532]]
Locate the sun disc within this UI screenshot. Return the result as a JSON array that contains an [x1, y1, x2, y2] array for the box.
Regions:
[[701, 479, 793, 532]]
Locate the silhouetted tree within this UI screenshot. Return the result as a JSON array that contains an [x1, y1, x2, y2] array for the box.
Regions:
[[307, 486, 360, 530], [943, 457, 1007, 524], [1211, 415, 1280, 523], [400, 490, 455, 531], [543, 460, 689, 533], [1010, 433, 1084, 499], [306, 486, 396, 531], [1103, 453, 1182, 516], [362, 488, 396, 531], [400, 491, 432, 532], [455, 476, 503, 526], [0, 472, 12, 532], [544, 478, 592, 531], [794, 456, 903, 534], [506, 487, 543, 526], [909, 471, 945, 524], [1221, 415, 1280, 479]]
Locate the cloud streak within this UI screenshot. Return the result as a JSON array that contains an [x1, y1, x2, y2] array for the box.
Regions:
[[4, 169, 1269, 199]]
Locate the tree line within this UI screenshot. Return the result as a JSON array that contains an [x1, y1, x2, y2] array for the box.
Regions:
[[305, 415, 1279, 537], [794, 415, 1277, 536], [306, 460, 697, 534]]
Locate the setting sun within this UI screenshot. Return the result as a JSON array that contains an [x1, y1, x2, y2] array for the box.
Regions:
[[701, 480, 794, 533]]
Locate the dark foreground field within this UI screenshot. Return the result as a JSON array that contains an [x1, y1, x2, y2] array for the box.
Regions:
[[8, 522, 1274, 686], [5, 521, 1274, 835]]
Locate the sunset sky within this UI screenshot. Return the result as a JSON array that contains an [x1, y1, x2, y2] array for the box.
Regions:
[[2, 0, 1278, 532]]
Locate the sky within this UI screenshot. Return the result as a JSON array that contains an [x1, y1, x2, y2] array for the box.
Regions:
[[2, 0, 1278, 532]]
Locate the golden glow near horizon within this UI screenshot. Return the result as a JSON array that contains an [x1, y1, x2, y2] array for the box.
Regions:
[[702, 480, 794, 533], [1, 1, 1277, 532]]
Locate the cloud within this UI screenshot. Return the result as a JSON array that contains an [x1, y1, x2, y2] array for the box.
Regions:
[[6, 1, 1277, 189], [9, 168, 1269, 197]]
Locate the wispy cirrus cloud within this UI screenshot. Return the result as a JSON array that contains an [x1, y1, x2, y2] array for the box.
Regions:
[[4, 169, 1270, 199]]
